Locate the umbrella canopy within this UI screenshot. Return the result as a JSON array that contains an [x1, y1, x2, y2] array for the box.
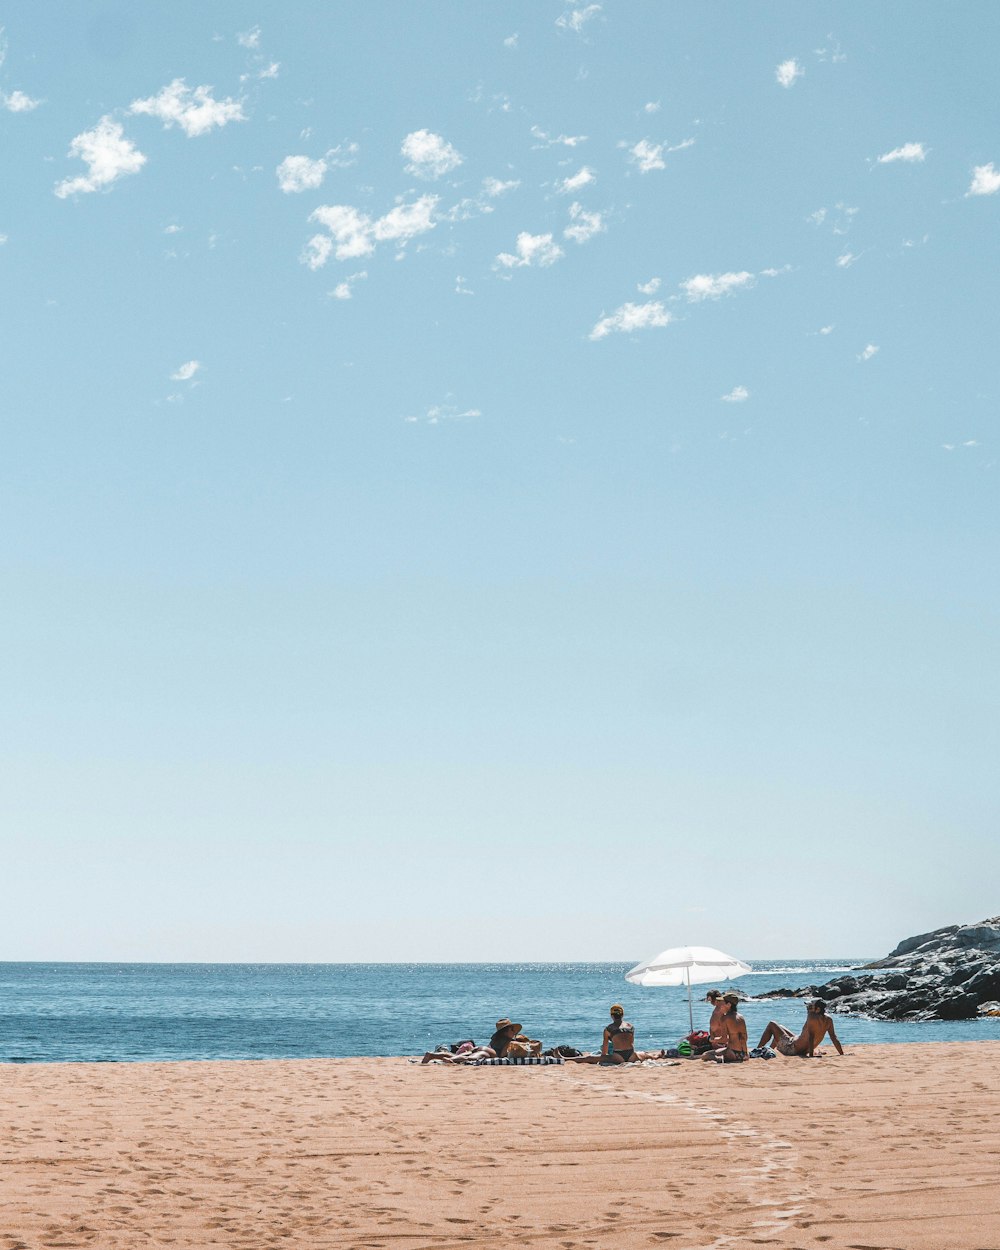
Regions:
[[625, 945, 752, 1033]]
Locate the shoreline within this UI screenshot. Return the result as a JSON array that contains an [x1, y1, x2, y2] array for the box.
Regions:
[[3, 1041, 999, 1247]]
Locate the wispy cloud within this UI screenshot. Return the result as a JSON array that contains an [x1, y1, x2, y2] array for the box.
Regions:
[[2, 88, 40, 112], [858, 343, 879, 362], [563, 202, 605, 244], [405, 403, 482, 425], [171, 360, 201, 382], [530, 125, 587, 148], [236, 25, 261, 49], [482, 176, 520, 197], [306, 195, 439, 265], [555, 5, 602, 34], [721, 385, 749, 402], [496, 232, 564, 269], [643, 100, 661, 114], [503, 33, 519, 49], [967, 162, 1000, 197], [590, 300, 671, 340], [330, 270, 367, 300], [627, 139, 664, 173], [54, 116, 147, 198], [819, 324, 835, 335], [130, 80, 245, 137], [877, 142, 927, 164], [637, 277, 660, 294], [775, 58, 804, 87], [836, 251, 858, 268], [681, 271, 754, 301], [401, 129, 463, 179], [276, 154, 327, 193], [556, 166, 596, 194]]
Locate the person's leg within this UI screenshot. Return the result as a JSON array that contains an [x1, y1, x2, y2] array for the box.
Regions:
[[757, 1022, 792, 1049], [421, 1052, 455, 1064]]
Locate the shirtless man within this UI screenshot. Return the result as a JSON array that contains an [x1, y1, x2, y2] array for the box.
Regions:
[[757, 1000, 845, 1057], [703, 991, 748, 1062]]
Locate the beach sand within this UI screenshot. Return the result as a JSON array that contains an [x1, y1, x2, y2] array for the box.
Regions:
[[1, 1041, 998, 1249]]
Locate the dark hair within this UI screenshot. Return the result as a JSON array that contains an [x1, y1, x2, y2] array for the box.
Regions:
[[811, 1000, 827, 1015]]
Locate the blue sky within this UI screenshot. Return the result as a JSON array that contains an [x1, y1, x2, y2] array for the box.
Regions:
[[2, 2, 998, 962]]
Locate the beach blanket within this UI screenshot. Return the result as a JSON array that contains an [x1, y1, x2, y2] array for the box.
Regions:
[[474, 1055, 565, 1066]]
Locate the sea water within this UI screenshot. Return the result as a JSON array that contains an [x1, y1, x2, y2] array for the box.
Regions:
[[1, 961, 996, 1063]]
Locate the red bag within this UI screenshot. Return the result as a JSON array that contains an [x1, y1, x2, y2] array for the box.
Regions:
[[686, 1030, 712, 1054]]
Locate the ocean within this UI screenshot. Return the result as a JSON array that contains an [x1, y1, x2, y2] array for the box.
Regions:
[[1, 961, 996, 1063]]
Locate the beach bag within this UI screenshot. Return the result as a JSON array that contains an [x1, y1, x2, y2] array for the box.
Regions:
[[686, 1030, 712, 1055], [506, 1038, 542, 1058]]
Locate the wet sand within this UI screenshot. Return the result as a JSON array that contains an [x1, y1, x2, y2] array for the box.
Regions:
[[2, 1041, 998, 1249]]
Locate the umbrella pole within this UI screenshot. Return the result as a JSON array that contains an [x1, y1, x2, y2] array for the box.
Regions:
[[686, 966, 693, 1034]]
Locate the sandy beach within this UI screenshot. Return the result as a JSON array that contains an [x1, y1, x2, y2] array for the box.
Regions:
[[2, 1042, 998, 1250]]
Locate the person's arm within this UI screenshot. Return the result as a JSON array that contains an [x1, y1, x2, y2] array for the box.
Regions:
[[826, 1020, 844, 1055], [602, 1026, 612, 1057]]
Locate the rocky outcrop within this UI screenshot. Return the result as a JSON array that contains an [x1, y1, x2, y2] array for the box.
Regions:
[[759, 916, 1000, 1022]]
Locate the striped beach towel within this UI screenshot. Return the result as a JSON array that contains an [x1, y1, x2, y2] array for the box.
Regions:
[[474, 1055, 565, 1066]]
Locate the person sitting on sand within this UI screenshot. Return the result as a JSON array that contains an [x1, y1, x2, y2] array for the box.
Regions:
[[705, 989, 728, 1047], [703, 992, 748, 1063], [488, 1018, 517, 1057], [757, 1000, 845, 1057], [565, 1004, 668, 1064]]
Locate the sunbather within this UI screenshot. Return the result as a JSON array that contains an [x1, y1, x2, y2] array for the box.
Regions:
[[703, 992, 749, 1062], [757, 1000, 844, 1057], [565, 1004, 667, 1063]]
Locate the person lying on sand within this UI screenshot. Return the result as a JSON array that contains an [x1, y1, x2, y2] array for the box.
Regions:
[[757, 1000, 845, 1057], [565, 1004, 667, 1063], [703, 992, 748, 1062], [420, 1041, 497, 1064]]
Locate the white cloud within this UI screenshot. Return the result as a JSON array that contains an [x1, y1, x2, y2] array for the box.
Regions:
[[163, 223, 182, 234], [721, 385, 749, 403], [171, 360, 200, 382], [406, 403, 482, 425], [877, 142, 927, 164], [836, 251, 857, 268], [637, 277, 660, 294], [556, 166, 596, 194], [0, 232, 7, 245], [130, 79, 245, 137], [858, 343, 879, 362], [530, 125, 588, 148], [54, 116, 147, 198], [277, 154, 327, 193], [401, 129, 463, 179], [496, 231, 564, 269], [330, 270, 367, 300], [2, 88, 40, 112], [760, 264, 791, 277], [503, 33, 519, 48], [590, 300, 672, 340], [564, 201, 605, 244], [482, 176, 519, 197], [306, 194, 439, 265], [775, 58, 804, 87], [967, 162, 1000, 197], [556, 5, 601, 33], [681, 271, 754, 301], [301, 233, 334, 270], [819, 324, 834, 335], [237, 26, 261, 49], [667, 137, 696, 153], [628, 139, 664, 173], [643, 101, 661, 114], [258, 62, 280, 80]]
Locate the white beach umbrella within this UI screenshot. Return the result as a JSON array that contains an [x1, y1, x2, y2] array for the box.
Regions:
[[625, 945, 752, 1034]]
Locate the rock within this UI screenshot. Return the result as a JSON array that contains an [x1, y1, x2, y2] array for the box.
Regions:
[[758, 915, 1000, 1022]]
